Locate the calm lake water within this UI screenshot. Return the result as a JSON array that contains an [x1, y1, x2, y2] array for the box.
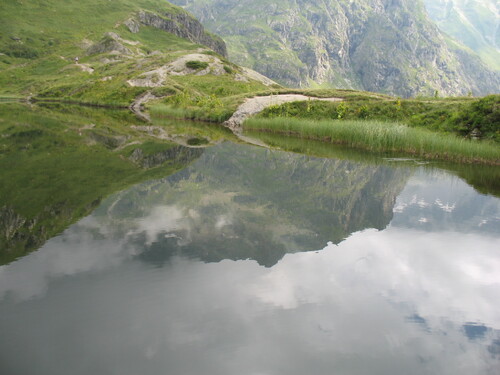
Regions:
[[1, 139, 499, 374]]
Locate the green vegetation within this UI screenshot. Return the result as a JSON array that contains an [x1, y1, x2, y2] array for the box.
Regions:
[[257, 93, 500, 142], [244, 117, 500, 165], [185, 60, 209, 70], [150, 86, 498, 164], [0, 0, 270, 106], [149, 76, 271, 122]]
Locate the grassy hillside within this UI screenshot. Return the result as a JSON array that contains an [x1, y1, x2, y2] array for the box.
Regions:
[[0, 0, 272, 105]]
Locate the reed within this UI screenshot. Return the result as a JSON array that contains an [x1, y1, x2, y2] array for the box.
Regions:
[[244, 118, 500, 164]]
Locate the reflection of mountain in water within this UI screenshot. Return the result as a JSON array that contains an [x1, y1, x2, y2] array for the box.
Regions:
[[99, 142, 412, 267]]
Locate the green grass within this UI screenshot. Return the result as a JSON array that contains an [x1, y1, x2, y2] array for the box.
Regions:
[[244, 117, 500, 165], [148, 73, 272, 122], [0, 0, 259, 105]]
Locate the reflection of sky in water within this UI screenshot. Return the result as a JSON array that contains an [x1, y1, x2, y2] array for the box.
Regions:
[[391, 169, 500, 233], [0, 166, 499, 375]]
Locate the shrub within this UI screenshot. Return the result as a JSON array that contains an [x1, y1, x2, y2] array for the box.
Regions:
[[2, 44, 39, 59], [185, 60, 209, 70]]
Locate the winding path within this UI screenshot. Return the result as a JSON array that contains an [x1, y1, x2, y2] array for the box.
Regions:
[[224, 94, 342, 130]]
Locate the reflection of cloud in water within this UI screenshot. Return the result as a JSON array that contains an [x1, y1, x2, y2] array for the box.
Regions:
[[1, 224, 499, 374], [131, 205, 188, 245], [435, 198, 456, 213], [0, 215, 139, 301]]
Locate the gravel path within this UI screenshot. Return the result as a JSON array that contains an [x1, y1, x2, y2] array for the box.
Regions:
[[224, 94, 342, 130]]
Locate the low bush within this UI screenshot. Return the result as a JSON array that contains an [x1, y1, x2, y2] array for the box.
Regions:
[[185, 60, 209, 70]]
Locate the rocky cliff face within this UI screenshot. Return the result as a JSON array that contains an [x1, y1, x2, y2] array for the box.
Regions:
[[172, 0, 500, 97]]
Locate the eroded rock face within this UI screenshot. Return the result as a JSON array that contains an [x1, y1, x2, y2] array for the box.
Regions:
[[171, 0, 500, 97], [124, 18, 140, 34], [137, 11, 227, 57]]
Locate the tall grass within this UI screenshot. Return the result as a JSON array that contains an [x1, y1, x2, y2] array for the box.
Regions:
[[244, 118, 500, 164]]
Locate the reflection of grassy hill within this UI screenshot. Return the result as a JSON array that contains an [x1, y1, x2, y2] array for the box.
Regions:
[[100, 142, 412, 266], [0, 104, 204, 264]]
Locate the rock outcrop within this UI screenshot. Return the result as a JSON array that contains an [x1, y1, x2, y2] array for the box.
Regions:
[[87, 32, 133, 56], [137, 10, 227, 57]]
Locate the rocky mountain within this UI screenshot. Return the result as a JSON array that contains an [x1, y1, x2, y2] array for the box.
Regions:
[[423, 0, 500, 70], [171, 0, 500, 97]]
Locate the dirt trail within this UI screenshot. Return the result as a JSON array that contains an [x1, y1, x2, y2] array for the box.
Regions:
[[224, 94, 342, 130]]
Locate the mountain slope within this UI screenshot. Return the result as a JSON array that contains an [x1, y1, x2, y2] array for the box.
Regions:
[[423, 0, 500, 70], [0, 0, 274, 104], [171, 0, 500, 97]]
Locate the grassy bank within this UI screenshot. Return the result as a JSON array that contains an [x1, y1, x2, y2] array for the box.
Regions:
[[258, 94, 500, 142], [244, 117, 500, 165]]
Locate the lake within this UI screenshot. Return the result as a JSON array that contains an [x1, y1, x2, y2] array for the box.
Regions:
[[0, 107, 499, 375]]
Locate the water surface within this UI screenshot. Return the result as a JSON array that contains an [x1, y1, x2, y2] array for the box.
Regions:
[[0, 141, 499, 375]]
